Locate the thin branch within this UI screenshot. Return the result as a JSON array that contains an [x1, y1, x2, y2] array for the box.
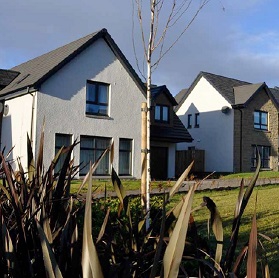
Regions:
[[152, 0, 193, 71], [148, 0, 156, 65], [136, 0, 148, 60], [169, 0, 193, 28], [131, 0, 146, 80], [152, 0, 210, 68], [153, 0, 164, 43], [152, 0, 176, 71]]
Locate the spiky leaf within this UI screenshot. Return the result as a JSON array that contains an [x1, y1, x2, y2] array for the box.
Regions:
[[36, 219, 63, 278], [81, 163, 104, 278], [163, 183, 197, 278], [247, 211, 257, 277]]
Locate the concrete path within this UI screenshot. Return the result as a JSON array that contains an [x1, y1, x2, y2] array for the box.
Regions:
[[95, 177, 279, 198]]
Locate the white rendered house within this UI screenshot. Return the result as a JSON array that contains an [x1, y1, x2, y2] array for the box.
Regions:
[[0, 29, 192, 179], [175, 71, 279, 173]]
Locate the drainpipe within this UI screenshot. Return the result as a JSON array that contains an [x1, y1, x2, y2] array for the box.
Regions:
[[238, 108, 243, 172], [0, 100, 5, 151], [27, 87, 36, 148]]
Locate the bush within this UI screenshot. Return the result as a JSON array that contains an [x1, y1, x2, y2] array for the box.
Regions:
[[0, 132, 272, 277]]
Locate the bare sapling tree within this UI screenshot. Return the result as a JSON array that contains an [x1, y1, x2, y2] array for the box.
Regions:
[[133, 0, 212, 226]]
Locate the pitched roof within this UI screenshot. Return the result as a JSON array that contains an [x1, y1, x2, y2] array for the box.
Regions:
[[0, 28, 145, 97], [175, 71, 247, 111], [151, 85, 177, 106], [233, 83, 265, 106], [269, 87, 279, 105], [151, 113, 193, 143], [150, 85, 192, 142], [174, 88, 189, 107], [198, 72, 250, 104], [0, 69, 20, 89], [174, 71, 277, 111]]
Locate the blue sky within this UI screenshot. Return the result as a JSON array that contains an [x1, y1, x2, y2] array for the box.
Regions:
[[1, 0, 279, 95]]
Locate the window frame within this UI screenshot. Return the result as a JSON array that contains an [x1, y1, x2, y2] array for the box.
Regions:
[[187, 114, 192, 128], [80, 136, 111, 176], [119, 138, 133, 176], [86, 80, 109, 116], [254, 110, 268, 131], [154, 105, 169, 123], [194, 113, 200, 128], [251, 145, 270, 169]]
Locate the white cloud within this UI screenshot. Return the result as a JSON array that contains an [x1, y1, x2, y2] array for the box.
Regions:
[[1, 0, 279, 93]]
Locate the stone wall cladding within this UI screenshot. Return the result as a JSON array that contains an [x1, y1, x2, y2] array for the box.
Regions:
[[234, 109, 241, 172], [234, 89, 278, 172]]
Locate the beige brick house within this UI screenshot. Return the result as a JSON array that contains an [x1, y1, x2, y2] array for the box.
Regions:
[[175, 72, 279, 173], [233, 83, 279, 172]]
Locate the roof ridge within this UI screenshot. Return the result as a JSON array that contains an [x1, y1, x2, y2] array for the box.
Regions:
[[12, 29, 105, 71], [200, 71, 251, 84], [233, 82, 264, 88], [1, 28, 146, 98]]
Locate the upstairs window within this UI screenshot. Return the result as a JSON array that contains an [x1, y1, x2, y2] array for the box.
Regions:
[[86, 81, 109, 116], [254, 110, 268, 131], [187, 114, 192, 128], [155, 105, 169, 123], [195, 113, 200, 128]]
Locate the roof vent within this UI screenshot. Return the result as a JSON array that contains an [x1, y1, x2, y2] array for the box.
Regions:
[[221, 106, 230, 114]]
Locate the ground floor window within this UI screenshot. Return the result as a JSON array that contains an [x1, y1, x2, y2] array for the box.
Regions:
[[252, 145, 270, 168], [55, 133, 72, 174], [119, 138, 132, 175], [80, 136, 111, 176]]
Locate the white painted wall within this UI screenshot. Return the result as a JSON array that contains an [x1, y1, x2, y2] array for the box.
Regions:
[[36, 38, 145, 178], [176, 77, 234, 172], [1, 92, 37, 171]]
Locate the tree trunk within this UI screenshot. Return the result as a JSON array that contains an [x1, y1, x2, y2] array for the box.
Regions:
[[141, 102, 147, 210]]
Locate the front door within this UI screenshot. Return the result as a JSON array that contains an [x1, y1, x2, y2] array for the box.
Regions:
[[150, 146, 168, 180]]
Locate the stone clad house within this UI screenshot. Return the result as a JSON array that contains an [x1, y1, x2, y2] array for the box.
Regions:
[[0, 29, 192, 179], [175, 71, 279, 173]]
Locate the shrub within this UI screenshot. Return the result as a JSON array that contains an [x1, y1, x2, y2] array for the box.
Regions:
[[0, 131, 271, 277]]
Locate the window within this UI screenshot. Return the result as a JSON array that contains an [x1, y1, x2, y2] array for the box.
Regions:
[[155, 105, 169, 123], [119, 139, 132, 176], [195, 113, 200, 128], [55, 134, 72, 174], [86, 81, 109, 116], [252, 145, 270, 168], [80, 136, 111, 175], [254, 110, 268, 131], [187, 114, 192, 128]]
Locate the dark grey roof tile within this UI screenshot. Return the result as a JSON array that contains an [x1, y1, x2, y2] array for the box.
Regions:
[[233, 83, 265, 105], [1, 28, 145, 97], [151, 85, 177, 105], [174, 88, 188, 104], [201, 72, 250, 104], [0, 69, 20, 89], [151, 113, 193, 143]]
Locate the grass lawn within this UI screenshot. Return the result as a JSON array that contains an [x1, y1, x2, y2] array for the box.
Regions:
[[221, 171, 279, 179], [76, 179, 279, 275], [71, 178, 175, 194], [168, 185, 279, 276], [71, 170, 279, 193]]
